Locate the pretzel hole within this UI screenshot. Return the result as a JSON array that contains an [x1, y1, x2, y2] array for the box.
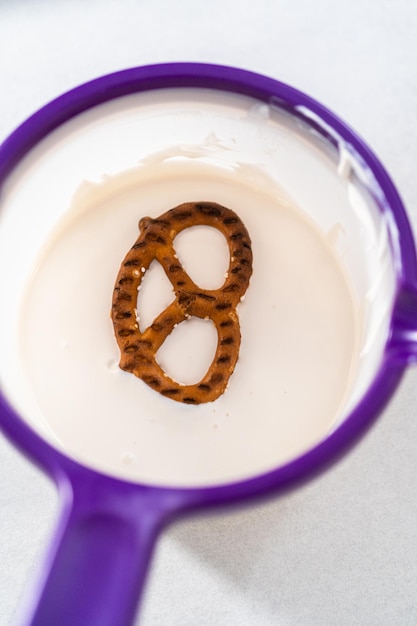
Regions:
[[156, 317, 218, 385], [174, 225, 229, 290], [136, 260, 175, 332]]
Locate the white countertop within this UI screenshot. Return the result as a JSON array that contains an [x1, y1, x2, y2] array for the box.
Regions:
[[1, 1, 417, 624]]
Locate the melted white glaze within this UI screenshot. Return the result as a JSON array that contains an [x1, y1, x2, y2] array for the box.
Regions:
[[0, 89, 395, 486]]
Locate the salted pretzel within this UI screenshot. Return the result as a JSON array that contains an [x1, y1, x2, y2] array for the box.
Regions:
[[111, 201, 253, 404]]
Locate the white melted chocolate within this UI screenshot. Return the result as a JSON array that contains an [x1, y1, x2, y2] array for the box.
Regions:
[[0, 89, 395, 486]]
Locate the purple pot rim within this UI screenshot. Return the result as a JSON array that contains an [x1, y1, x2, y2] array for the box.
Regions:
[[0, 62, 415, 511]]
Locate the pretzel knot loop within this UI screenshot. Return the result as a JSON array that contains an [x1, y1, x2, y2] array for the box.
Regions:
[[111, 202, 253, 404]]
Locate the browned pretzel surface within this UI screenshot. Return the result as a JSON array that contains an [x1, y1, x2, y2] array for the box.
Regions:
[[111, 201, 253, 404]]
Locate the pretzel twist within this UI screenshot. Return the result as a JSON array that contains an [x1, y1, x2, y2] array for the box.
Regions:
[[111, 201, 252, 404]]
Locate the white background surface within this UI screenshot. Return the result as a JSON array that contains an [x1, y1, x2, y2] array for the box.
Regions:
[[1, 0, 417, 624]]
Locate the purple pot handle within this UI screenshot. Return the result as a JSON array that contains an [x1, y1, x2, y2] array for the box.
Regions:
[[20, 469, 181, 626]]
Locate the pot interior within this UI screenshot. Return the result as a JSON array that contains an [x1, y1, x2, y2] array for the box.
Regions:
[[0, 87, 397, 486]]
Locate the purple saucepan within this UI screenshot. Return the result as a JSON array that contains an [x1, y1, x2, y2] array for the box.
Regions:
[[0, 63, 417, 626]]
